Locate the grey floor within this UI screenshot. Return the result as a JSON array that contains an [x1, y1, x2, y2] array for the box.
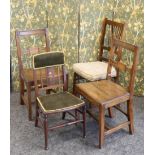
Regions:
[[11, 93, 144, 155]]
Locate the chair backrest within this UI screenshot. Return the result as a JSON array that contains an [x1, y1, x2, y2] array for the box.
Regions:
[[107, 39, 139, 97], [15, 28, 50, 70], [33, 52, 67, 97], [98, 18, 125, 61]]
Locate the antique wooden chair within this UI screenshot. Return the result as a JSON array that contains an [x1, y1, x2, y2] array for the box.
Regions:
[[73, 18, 125, 117], [33, 52, 86, 150], [74, 39, 139, 148], [15, 28, 50, 120]]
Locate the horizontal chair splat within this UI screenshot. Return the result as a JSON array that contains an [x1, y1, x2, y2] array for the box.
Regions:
[[16, 29, 47, 36], [39, 84, 64, 91]]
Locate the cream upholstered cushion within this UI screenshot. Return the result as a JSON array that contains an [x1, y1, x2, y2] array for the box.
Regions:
[[73, 61, 116, 81]]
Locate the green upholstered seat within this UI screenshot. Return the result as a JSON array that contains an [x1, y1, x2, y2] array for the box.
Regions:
[[33, 52, 64, 69], [37, 92, 84, 113]]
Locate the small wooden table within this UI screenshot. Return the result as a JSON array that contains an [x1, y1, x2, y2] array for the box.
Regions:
[[74, 80, 131, 149]]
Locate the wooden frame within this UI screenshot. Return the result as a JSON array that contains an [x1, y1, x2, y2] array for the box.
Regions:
[[74, 39, 139, 148], [15, 28, 50, 120]]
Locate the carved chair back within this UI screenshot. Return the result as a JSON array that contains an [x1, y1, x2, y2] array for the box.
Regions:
[[15, 28, 50, 70], [33, 52, 67, 97], [99, 18, 125, 61], [107, 39, 139, 97]]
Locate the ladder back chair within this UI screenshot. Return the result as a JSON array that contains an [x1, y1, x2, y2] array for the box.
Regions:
[[33, 52, 86, 150], [15, 28, 50, 120], [73, 17, 125, 117], [74, 39, 139, 148]]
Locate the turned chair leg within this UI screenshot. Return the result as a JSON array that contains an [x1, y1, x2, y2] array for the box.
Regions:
[[35, 101, 39, 127], [20, 77, 24, 105], [27, 83, 32, 121], [44, 114, 48, 150], [127, 99, 134, 134], [99, 105, 105, 149], [82, 105, 86, 138]]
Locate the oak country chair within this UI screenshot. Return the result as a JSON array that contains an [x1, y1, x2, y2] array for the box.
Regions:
[[15, 28, 50, 120], [73, 18, 125, 117], [33, 52, 86, 150], [74, 39, 139, 148]]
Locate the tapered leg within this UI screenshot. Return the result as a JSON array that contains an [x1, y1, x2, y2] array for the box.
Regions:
[[127, 99, 134, 134], [35, 100, 39, 127], [73, 82, 80, 121], [27, 83, 32, 121], [99, 105, 105, 149], [108, 107, 113, 118], [20, 77, 24, 105], [82, 105, 86, 138], [62, 112, 66, 120], [44, 114, 48, 150]]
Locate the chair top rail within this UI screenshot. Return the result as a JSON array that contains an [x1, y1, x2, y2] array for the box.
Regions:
[[16, 28, 47, 37]]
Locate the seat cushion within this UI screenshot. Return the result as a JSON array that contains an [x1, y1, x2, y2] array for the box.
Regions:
[[37, 92, 84, 113], [73, 61, 116, 81], [33, 52, 64, 68]]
